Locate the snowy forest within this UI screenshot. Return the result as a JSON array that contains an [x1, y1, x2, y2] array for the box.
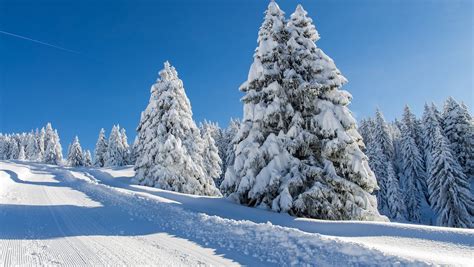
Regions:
[[360, 99, 473, 228], [0, 2, 472, 229]]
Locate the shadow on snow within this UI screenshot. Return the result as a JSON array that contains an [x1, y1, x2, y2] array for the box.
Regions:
[[86, 168, 474, 248]]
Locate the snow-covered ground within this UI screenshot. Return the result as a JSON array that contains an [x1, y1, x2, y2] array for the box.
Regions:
[[1, 161, 473, 266]]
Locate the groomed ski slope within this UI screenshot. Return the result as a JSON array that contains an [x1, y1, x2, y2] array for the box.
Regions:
[[0, 161, 473, 266]]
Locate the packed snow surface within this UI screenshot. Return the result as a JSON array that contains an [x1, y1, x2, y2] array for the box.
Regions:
[[1, 161, 473, 266]]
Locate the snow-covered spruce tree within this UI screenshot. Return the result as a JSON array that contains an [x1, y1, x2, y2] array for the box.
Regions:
[[365, 140, 388, 213], [385, 162, 405, 220], [7, 136, 15, 160], [25, 132, 39, 161], [221, 1, 294, 209], [4, 135, 13, 160], [0, 135, 7, 160], [390, 118, 407, 176], [129, 136, 139, 165], [134, 62, 220, 196], [200, 121, 225, 165], [422, 104, 442, 173], [363, 116, 404, 220], [83, 150, 93, 167], [1, 135, 13, 160], [388, 121, 402, 144], [44, 123, 54, 149], [44, 129, 63, 165], [9, 137, 20, 159], [220, 118, 241, 184], [428, 126, 474, 228], [18, 145, 26, 161], [283, 4, 381, 220], [373, 110, 395, 159], [358, 118, 375, 147], [120, 128, 131, 164], [201, 129, 222, 183], [68, 136, 84, 167], [388, 120, 403, 171], [200, 121, 223, 147], [66, 143, 72, 163], [200, 121, 224, 184], [93, 128, 108, 167], [399, 122, 427, 222], [105, 125, 126, 167], [431, 103, 443, 125], [37, 127, 45, 161], [222, 3, 382, 221], [402, 105, 424, 153], [442, 97, 474, 178], [366, 110, 401, 215], [461, 102, 472, 121]]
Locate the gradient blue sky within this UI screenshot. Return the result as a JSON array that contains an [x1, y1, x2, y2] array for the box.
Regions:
[[1, 0, 472, 151]]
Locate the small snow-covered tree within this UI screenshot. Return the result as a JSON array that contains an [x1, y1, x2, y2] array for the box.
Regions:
[[422, 104, 442, 173], [373, 110, 395, 159], [105, 125, 126, 167], [25, 132, 39, 161], [385, 162, 405, 220], [400, 123, 427, 222], [83, 150, 93, 167], [389, 120, 403, 173], [201, 121, 224, 184], [365, 140, 388, 214], [363, 115, 405, 220], [18, 145, 26, 161], [66, 143, 72, 163], [431, 103, 443, 125], [9, 137, 20, 160], [0, 135, 8, 160], [44, 128, 63, 165], [44, 123, 54, 148], [402, 105, 424, 152], [129, 136, 139, 165], [201, 129, 222, 182], [1, 135, 14, 160], [442, 97, 474, 178], [134, 62, 220, 196], [68, 136, 84, 167], [358, 118, 375, 147], [428, 127, 474, 228], [200, 121, 222, 146], [219, 118, 241, 185], [201, 121, 224, 161], [37, 127, 46, 161], [224, 118, 240, 156], [120, 128, 131, 164], [93, 128, 108, 167]]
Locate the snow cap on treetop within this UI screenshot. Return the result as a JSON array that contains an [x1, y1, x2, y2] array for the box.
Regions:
[[159, 61, 178, 81], [289, 4, 320, 42], [295, 4, 305, 15], [267, 0, 283, 15]]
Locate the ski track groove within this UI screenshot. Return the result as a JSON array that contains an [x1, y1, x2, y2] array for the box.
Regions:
[[1, 163, 235, 266], [43, 167, 162, 266], [51, 169, 165, 265], [42, 184, 105, 266], [60, 169, 216, 266]]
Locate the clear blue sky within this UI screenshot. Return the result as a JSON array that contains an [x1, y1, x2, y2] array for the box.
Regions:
[[0, 0, 472, 151]]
